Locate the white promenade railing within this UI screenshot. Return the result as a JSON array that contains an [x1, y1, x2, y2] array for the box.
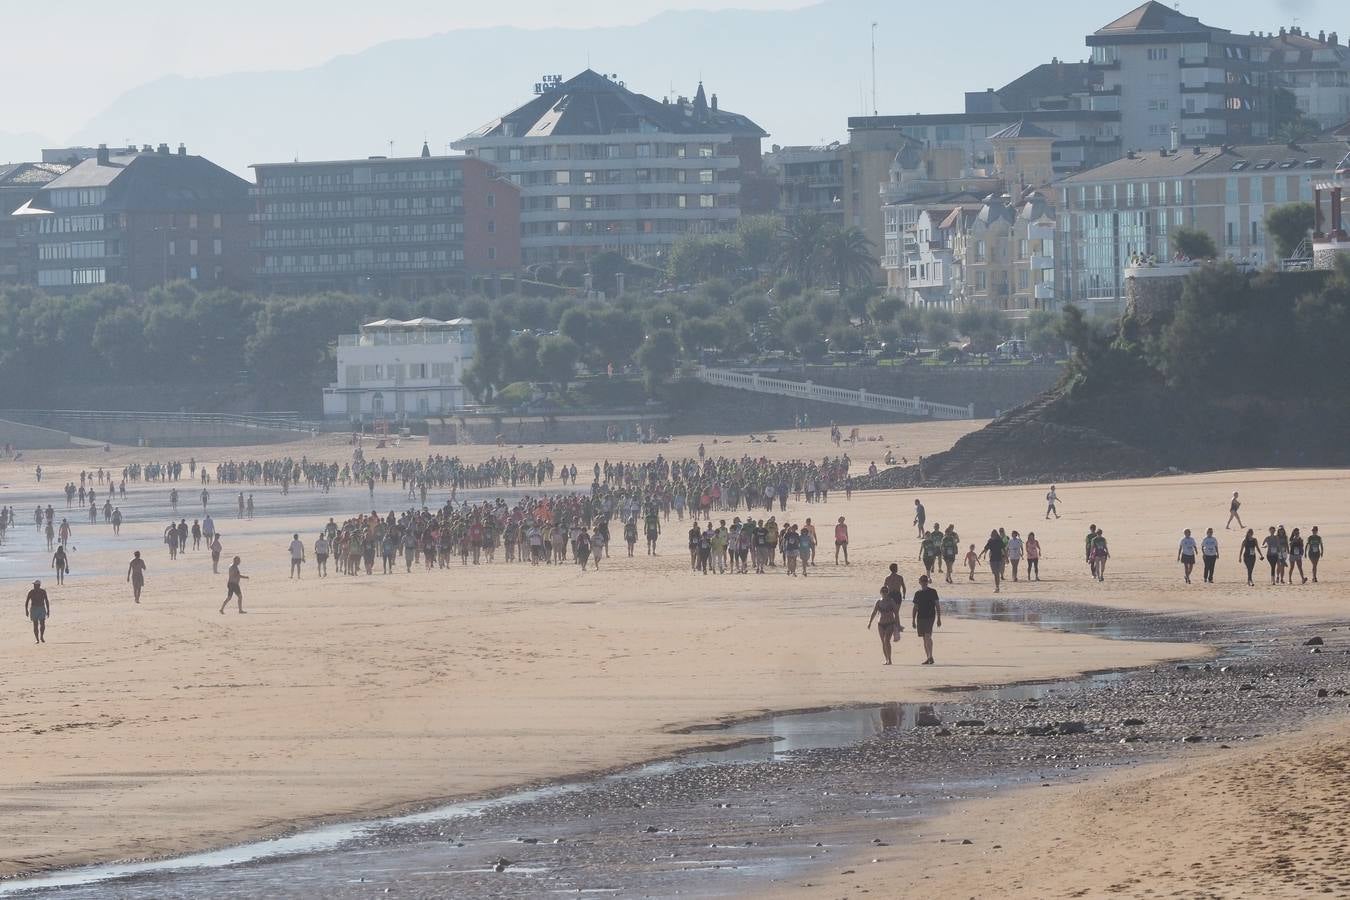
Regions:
[[694, 367, 975, 420]]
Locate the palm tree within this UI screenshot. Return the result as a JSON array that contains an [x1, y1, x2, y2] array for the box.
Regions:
[[779, 213, 827, 285], [821, 225, 876, 292]]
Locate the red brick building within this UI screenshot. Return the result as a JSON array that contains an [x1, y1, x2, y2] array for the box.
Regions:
[[10, 144, 254, 292]]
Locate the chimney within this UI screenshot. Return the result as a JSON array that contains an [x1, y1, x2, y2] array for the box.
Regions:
[[177, 143, 187, 156], [711, 93, 718, 112], [1170, 123, 1180, 152], [1279, 26, 1286, 36], [1330, 32, 1339, 46], [142, 144, 153, 152], [157, 143, 170, 155], [96, 143, 110, 165]]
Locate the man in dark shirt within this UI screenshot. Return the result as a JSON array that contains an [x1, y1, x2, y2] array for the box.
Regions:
[[911, 575, 941, 665], [979, 529, 1007, 594], [25, 579, 50, 644]]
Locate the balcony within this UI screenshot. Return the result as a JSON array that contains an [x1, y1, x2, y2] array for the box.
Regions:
[[253, 233, 462, 250], [257, 260, 463, 277], [251, 180, 464, 197], [251, 207, 465, 223], [338, 330, 472, 347]]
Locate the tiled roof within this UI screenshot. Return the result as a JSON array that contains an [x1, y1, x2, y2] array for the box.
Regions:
[[1094, 1, 1208, 36], [462, 69, 766, 141], [0, 162, 69, 188]]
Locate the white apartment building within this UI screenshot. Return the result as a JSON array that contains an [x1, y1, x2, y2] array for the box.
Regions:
[[322, 318, 475, 421], [453, 70, 769, 266]]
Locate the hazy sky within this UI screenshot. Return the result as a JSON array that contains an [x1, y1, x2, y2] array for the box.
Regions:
[[3, 0, 1344, 142]]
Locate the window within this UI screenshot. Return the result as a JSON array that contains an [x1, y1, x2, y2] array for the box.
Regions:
[[699, 194, 714, 208], [677, 195, 688, 209], [1147, 99, 1168, 111], [488, 247, 497, 261], [975, 240, 987, 262], [213, 238, 223, 256], [188, 266, 199, 281], [168, 240, 176, 257], [1147, 47, 1169, 61], [555, 196, 571, 210], [213, 214, 222, 229], [699, 169, 714, 185], [189, 214, 198, 229], [189, 239, 199, 256], [72, 268, 106, 285], [487, 192, 496, 208], [698, 144, 714, 158], [976, 271, 987, 291], [487, 220, 496, 234]]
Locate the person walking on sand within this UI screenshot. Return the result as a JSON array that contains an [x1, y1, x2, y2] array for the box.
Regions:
[[1307, 526, 1324, 583], [913, 499, 926, 537], [25, 580, 50, 644], [882, 562, 907, 608], [1262, 527, 1281, 584], [1240, 528, 1262, 586], [1226, 492, 1243, 530], [1201, 528, 1219, 584], [911, 575, 941, 665], [314, 533, 330, 577], [209, 533, 223, 574], [1091, 531, 1110, 582], [868, 583, 901, 665], [127, 551, 147, 603], [1178, 529, 1198, 584], [1288, 528, 1307, 585], [50, 543, 69, 585], [979, 530, 1006, 593], [1025, 532, 1042, 581], [220, 556, 247, 614], [288, 533, 305, 579], [1008, 531, 1025, 582], [834, 516, 850, 565], [1045, 485, 1061, 520]]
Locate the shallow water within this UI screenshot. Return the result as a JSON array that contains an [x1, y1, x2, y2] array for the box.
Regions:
[[0, 598, 1179, 898]]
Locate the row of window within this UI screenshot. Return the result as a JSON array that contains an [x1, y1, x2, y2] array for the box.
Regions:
[[48, 188, 107, 209], [36, 215, 106, 234], [522, 219, 732, 237], [480, 142, 722, 163], [37, 267, 107, 286], [524, 193, 725, 212], [262, 170, 462, 188], [263, 196, 461, 215], [344, 362, 457, 383], [168, 239, 224, 257], [38, 240, 118, 261], [518, 168, 722, 187], [262, 249, 464, 268], [262, 223, 463, 241]]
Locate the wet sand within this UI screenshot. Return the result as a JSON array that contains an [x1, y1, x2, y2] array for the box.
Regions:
[[0, 424, 1344, 887]]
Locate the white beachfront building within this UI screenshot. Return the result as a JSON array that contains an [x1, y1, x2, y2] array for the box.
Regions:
[[322, 318, 476, 422]]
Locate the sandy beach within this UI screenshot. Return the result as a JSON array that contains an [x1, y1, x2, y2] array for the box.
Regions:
[[0, 421, 1345, 891]]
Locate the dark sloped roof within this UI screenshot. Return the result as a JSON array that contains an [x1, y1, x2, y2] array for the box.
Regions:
[[1190, 141, 1350, 175], [995, 62, 1096, 112], [1095, 1, 1208, 36], [33, 152, 251, 213], [989, 120, 1060, 141], [1062, 140, 1350, 182], [462, 69, 766, 140]]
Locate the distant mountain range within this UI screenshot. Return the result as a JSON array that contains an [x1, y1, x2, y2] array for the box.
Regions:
[[22, 0, 1096, 175]]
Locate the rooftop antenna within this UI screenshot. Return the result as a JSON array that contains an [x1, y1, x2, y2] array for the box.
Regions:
[[389, 140, 395, 157], [871, 21, 879, 116]]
